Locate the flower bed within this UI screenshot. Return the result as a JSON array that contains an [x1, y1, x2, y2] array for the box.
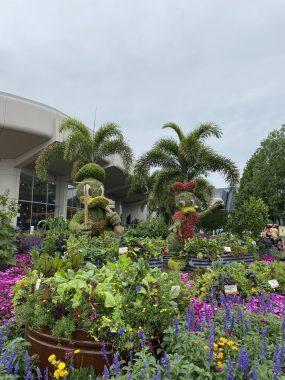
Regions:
[[0, 254, 31, 321]]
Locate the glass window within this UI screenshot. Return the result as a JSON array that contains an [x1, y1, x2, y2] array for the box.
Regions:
[[31, 203, 47, 227], [33, 177, 48, 203], [48, 179, 56, 204], [17, 171, 62, 230], [19, 173, 33, 201], [17, 202, 32, 230], [47, 204, 56, 219]]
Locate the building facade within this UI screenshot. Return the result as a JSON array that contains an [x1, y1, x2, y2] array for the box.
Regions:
[[0, 91, 146, 229]]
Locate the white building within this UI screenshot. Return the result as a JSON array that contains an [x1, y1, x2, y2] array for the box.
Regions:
[[0, 91, 147, 228]]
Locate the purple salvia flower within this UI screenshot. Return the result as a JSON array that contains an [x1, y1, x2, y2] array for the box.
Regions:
[[160, 352, 170, 378], [282, 317, 285, 342], [129, 350, 134, 362], [25, 369, 34, 380], [273, 343, 282, 380], [103, 365, 110, 379], [251, 366, 258, 380], [259, 326, 268, 359], [223, 304, 230, 331], [24, 350, 31, 374], [237, 347, 250, 377], [36, 367, 42, 380], [44, 368, 49, 380], [209, 322, 216, 362], [138, 330, 146, 346], [113, 352, 121, 375], [14, 361, 20, 375], [185, 305, 195, 331], [152, 369, 162, 380], [127, 366, 133, 380], [226, 357, 234, 380], [101, 342, 110, 365], [173, 318, 180, 334], [118, 328, 125, 335]]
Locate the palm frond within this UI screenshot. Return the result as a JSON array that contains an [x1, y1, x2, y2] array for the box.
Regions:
[[97, 138, 134, 171], [59, 117, 90, 138], [188, 122, 222, 141], [35, 142, 64, 181], [194, 177, 214, 209], [162, 122, 185, 142], [93, 122, 124, 146], [64, 131, 92, 162], [152, 168, 181, 198], [198, 146, 239, 189], [153, 138, 179, 158], [134, 149, 179, 175]]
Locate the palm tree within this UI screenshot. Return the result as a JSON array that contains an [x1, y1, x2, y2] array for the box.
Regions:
[[133, 122, 239, 220], [36, 117, 133, 181]]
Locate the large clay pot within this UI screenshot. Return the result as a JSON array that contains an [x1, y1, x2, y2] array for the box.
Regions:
[[25, 327, 113, 375]]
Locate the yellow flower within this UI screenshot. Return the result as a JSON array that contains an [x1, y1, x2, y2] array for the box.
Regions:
[[74, 349, 80, 354], [217, 361, 223, 368], [59, 370, 68, 377], [203, 345, 209, 351], [232, 346, 238, 351], [217, 352, 224, 359], [57, 362, 66, 370], [51, 360, 58, 366], [213, 343, 218, 350], [219, 337, 227, 343], [54, 369, 61, 379], [48, 354, 56, 363]]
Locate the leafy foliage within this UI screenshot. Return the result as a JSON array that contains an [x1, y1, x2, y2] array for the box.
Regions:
[[75, 163, 105, 183], [132, 122, 239, 222], [199, 208, 228, 231], [228, 197, 269, 239], [190, 261, 285, 301], [0, 191, 18, 266], [36, 117, 133, 182], [124, 217, 169, 239], [13, 256, 189, 351], [235, 125, 285, 220]]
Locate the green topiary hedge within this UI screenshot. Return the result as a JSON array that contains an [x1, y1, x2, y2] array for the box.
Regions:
[[75, 163, 105, 183]]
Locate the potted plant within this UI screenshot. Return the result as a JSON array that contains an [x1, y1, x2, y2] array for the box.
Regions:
[[13, 256, 189, 373]]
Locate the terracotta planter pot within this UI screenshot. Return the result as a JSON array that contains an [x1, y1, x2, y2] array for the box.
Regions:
[[25, 327, 113, 375]]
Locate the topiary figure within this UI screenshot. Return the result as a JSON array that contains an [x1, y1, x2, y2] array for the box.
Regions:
[[69, 163, 124, 236], [170, 181, 223, 248]]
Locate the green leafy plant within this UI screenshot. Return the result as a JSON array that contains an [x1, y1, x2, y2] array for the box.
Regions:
[[189, 261, 285, 301], [182, 237, 224, 261], [13, 256, 189, 351], [0, 190, 18, 266], [227, 197, 269, 239], [124, 217, 169, 239]]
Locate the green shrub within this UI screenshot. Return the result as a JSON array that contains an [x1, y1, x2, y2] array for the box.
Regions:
[[0, 190, 18, 266], [125, 216, 169, 239], [75, 163, 105, 182]]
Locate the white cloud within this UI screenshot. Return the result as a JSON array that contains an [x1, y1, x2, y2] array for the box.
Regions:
[[0, 0, 284, 187]]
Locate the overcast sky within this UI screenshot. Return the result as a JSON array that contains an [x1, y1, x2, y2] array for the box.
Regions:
[[1, 0, 285, 187]]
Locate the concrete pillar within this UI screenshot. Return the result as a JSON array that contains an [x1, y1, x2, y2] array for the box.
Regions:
[[55, 176, 68, 218]]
